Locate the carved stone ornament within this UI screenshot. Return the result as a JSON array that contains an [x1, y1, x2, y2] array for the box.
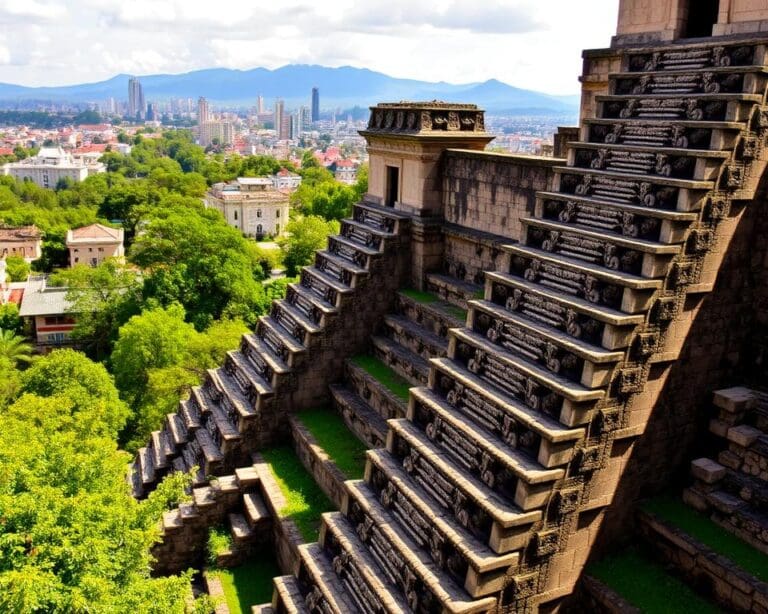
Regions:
[[579, 446, 603, 472], [534, 530, 560, 557], [557, 487, 582, 514], [618, 366, 644, 395]]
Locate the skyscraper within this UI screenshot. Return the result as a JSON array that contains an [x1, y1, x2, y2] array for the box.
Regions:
[[311, 87, 319, 123], [128, 77, 145, 120], [257, 95, 264, 114], [197, 97, 210, 123], [275, 99, 286, 140]]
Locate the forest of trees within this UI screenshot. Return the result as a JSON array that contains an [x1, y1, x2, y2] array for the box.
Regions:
[[0, 128, 367, 611]]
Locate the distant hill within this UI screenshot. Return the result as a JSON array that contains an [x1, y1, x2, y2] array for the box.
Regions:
[[0, 65, 578, 115]]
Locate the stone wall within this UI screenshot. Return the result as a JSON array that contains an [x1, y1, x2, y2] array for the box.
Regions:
[[442, 224, 511, 288], [442, 150, 561, 240]]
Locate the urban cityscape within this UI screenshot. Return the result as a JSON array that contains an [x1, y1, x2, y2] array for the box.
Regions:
[[3, 1, 768, 613]]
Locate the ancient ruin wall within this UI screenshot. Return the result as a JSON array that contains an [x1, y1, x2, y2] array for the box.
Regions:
[[442, 150, 561, 241]]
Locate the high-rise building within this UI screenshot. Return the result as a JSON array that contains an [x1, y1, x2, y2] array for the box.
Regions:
[[198, 97, 210, 123], [275, 100, 287, 140], [311, 87, 319, 122], [127, 77, 145, 120], [257, 95, 264, 114]]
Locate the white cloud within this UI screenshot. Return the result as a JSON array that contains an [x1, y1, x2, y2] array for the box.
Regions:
[[0, 0, 619, 95]]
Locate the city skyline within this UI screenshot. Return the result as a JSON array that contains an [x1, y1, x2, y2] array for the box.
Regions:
[[0, 0, 618, 96]]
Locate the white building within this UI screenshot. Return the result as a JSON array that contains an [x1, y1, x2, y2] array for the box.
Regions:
[[3, 147, 105, 189], [197, 121, 234, 147], [205, 178, 290, 239], [269, 168, 302, 191]]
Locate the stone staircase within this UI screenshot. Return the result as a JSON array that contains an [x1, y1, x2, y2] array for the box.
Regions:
[[130, 202, 412, 498], [266, 40, 768, 612], [686, 386, 768, 556]]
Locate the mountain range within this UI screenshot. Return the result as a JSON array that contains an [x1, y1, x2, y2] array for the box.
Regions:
[[0, 65, 579, 116]]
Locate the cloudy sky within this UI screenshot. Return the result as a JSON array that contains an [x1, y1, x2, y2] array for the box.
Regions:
[[0, 0, 619, 94]]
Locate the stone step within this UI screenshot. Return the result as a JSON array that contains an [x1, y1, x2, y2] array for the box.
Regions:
[[297, 542, 358, 613], [194, 427, 225, 470], [257, 316, 307, 365], [371, 335, 430, 387], [469, 298, 623, 388], [597, 92, 760, 123], [320, 511, 412, 614], [242, 333, 291, 377], [368, 447, 540, 555], [611, 66, 768, 97], [721, 469, 768, 514], [228, 512, 255, 545], [430, 358, 586, 460], [364, 449, 526, 568], [151, 429, 173, 471], [272, 575, 309, 614], [179, 398, 202, 431], [193, 386, 241, 445], [504, 244, 660, 315], [235, 465, 261, 489], [450, 327, 605, 405], [137, 446, 155, 486], [315, 250, 369, 288], [343, 359, 408, 424], [225, 350, 274, 405], [286, 282, 338, 326], [243, 491, 271, 527], [521, 217, 679, 280], [556, 166, 709, 213], [165, 412, 188, 447], [409, 386, 566, 488], [583, 117, 742, 151], [638, 504, 768, 612], [354, 201, 410, 235], [207, 367, 258, 422], [299, 266, 353, 308], [271, 299, 322, 344], [328, 235, 377, 270], [396, 290, 466, 339], [340, 219, 392, 253], [535, 192, 697, 245], [382, 313, 449, 361], [347, 478, 517, 599], [251, 605, 275, 614], [342, 485, 498, 611], [624, 43, 765, 73], [485, 272, 644, 351], [426, 273, 485, 310], [686, 487, 768, 556], [330, 384, 388, 449], [718, 424, 768, 481]]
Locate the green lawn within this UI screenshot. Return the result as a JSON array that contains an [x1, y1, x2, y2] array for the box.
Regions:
[[589, 547, 720, 613], [349, 354, 411, 401], [643, 495, 768, 582], [262, 446, 334, 542], [400, 288, 439, 304], [210, 557, 281, 614], [297, 408, 367, 479]]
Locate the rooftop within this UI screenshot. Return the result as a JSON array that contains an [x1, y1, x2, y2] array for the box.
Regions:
[[0, 225, 42, 241], [18, 277, 74, 317], [67, 223, 122, 242]]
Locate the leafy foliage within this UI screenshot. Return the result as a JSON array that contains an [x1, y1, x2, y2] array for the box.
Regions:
[[278, 216, 339, 277], [5, 256, 30, 282]]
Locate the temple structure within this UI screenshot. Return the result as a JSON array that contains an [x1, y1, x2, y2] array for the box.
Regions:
[[131, 1, 768, 611]]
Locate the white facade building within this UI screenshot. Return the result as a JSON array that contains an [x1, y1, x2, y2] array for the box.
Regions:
[[205, 178, 290, 239], [3, 147, 105, 189]]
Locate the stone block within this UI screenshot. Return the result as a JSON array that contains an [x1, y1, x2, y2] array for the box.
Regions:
[[691, 458, 726, 484], [713, 386, 755, 413], [727, 425, 762, 448], [709, 418, 730, 438]]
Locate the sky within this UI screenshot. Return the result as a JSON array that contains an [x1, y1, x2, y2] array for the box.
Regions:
[[0, 0, 620, 95]]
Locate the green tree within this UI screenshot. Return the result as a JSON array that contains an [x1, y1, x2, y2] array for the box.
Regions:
[[0, 303, 22, 335], [4, 256, 29, 282], [279, 215, 339, 276], [292, 181, 356, 221], [52, 259, 142, 360], [21, 349, 130, 438], [0, 329, 33, 368]]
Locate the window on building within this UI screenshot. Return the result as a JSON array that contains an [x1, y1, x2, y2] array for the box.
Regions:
[[256, 210, 262, 218], [257, 224, 263, 234], [385, 166, 400, 207], [234, 211, 238, 221], [276, 210, 280, 218]]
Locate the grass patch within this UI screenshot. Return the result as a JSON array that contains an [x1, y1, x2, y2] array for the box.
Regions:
[[350, 354, 411, 401], [473, 289, 485, 299], [589, 547, 720, 613], [210, 557, 281, 614], [262, 446, 334, 542], [400, 288, 439, 304], [440, 305, 468, 323], [643, 495, 768, 582], [297, 408, 367, 479], [207, 525, 233, 565]]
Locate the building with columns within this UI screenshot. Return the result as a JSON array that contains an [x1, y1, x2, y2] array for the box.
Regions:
[[204, 177, 290, 239]]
